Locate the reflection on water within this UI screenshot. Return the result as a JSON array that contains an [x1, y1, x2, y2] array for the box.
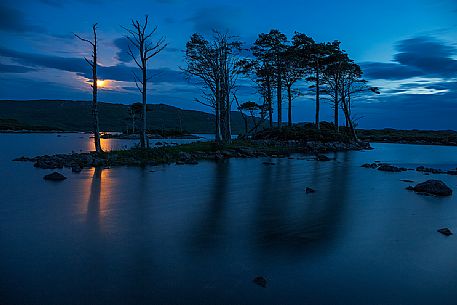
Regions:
[[1, 135, 457, 305]]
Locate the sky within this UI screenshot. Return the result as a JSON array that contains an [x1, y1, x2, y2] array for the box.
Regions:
[[0, 0, 456, 130]]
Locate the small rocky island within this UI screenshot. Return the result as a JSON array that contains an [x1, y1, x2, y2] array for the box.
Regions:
[[14, 126, 370, 170]]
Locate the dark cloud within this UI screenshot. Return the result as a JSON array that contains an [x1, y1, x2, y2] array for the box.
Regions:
[[363, 36, 457, 80], [0, 63, 35, 73], [362, 62, 423, 80], [0, 47, 186, 83], [186, 6, 242, 34], [0, 3, 46, 33], [356, 92, 457, 130], [112, 37, 132, 63]]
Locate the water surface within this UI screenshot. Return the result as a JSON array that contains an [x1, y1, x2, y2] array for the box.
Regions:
[[1, 134, 456, 305]]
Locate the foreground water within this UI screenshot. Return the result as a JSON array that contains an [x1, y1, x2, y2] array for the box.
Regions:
[[1, 133, 456, 305]]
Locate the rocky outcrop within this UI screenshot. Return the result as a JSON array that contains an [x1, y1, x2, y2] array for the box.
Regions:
[[437, 228, 453, 236], [408, 180, 453, 196], [378, 164, 407, 172], [43, 172, 67, 181], [252, 276, 267, 288]]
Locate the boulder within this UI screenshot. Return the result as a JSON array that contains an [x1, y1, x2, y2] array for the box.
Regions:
[[412, 180, 453, 196], [378, 164, 404, 172], [252, 276, 267, 288], [305, 187, 316, 194], [316, 154, 331, 161], [437, 228, 453, 236], [43, 172, 67, 181]]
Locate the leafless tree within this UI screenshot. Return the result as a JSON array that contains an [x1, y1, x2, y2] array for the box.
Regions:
[[183, 31, 243, 145], [123, 15, 167, 148], [74, 23, 103, 153]]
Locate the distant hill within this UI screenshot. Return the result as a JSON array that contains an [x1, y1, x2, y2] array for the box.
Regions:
[[0, 100, 250, 133]]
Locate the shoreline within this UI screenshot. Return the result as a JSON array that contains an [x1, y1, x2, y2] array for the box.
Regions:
[[13, 139, 371, 170]]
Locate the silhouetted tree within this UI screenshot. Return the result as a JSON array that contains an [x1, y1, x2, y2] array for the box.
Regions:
[[123, 15, 167, 148], [321, 41, 347, 131], [236, 100, 266, 135], [128, 102, 143, 134], [282, 44, 307, 126], [74, 23, 103, 153], [252, 30, 287, 127], [183, 31, 243, 145], [307, 41, 333, 130], [339, 62, 380, 139]]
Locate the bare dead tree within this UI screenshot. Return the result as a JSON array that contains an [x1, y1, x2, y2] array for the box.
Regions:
[[74, 23, 103, 153], [122, 15, 167, 148]]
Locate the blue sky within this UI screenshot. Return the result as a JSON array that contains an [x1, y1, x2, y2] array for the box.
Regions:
[[0, 0, 456, 129]]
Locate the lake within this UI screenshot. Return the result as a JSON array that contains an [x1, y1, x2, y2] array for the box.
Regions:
[[1, 133, 456, 305]]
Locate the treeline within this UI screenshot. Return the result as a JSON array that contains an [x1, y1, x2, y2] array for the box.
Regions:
[[74, 16, 378, 152], [183, 30, 379, 145]]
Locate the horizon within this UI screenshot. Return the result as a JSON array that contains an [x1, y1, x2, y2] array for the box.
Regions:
[[0, 0, 456, 130]]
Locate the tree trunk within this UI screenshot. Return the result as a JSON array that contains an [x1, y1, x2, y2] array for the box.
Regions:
[[141, 62, 148, 149], [287, 85, 292, 127], [341, 95, 357, 142], [92, 33, 102, 154], [315, 63, 320, 130], [266, 74, 273, 128], [277, 69, 282, 128], [215, 79, 222, 144], [334, 86, 339, 132]]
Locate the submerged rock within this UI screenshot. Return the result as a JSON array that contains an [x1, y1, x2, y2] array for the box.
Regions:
[[253, 276, 267, 288], [305, 187, 316, 194], [377, 164, 406, 172], [416, 166, 445, 174], [262, 162, 275, 166], [362, 163, 378, 169], [43, 172, 67, 181], [316, 154, 331, 161], [437, 228, 453, 236], [412, 180, 453, 196], [400, 179, 415, 183]]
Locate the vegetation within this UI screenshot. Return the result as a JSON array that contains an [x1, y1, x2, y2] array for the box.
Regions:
[[183, 31, 244, 145], [0, 100, 253, 133]]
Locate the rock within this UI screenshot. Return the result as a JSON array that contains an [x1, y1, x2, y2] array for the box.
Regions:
[[378, 164, 403, 172], [316, 154, 331, 161], [362, 163, 378, 169], [305, 187, 316, 194], [262, 162, 275, 166], [447, 170, 457, 176], [400, 179, 414, 183], [437, 228, 453, 236], [43, 172, 67, 181], [412, 180, 453, 196], [155, 142, 163, 146], [253, 276, 267, 288], [175, 161, 185, 165], [13, 156, 32, 162], [406, 186, 415, 191], [416, 166, 445, 174]]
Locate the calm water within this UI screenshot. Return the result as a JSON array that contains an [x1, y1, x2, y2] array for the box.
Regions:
[[1, 133, 457, 305]]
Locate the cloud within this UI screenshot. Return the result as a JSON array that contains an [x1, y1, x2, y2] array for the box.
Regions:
[[0, 3, 46, 33], [363, 36, 457, 80], [0, 63, 35, 73], [112, 37, 132, 63], [186, 6, 242, 34], [0, 47, 186, 83]]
